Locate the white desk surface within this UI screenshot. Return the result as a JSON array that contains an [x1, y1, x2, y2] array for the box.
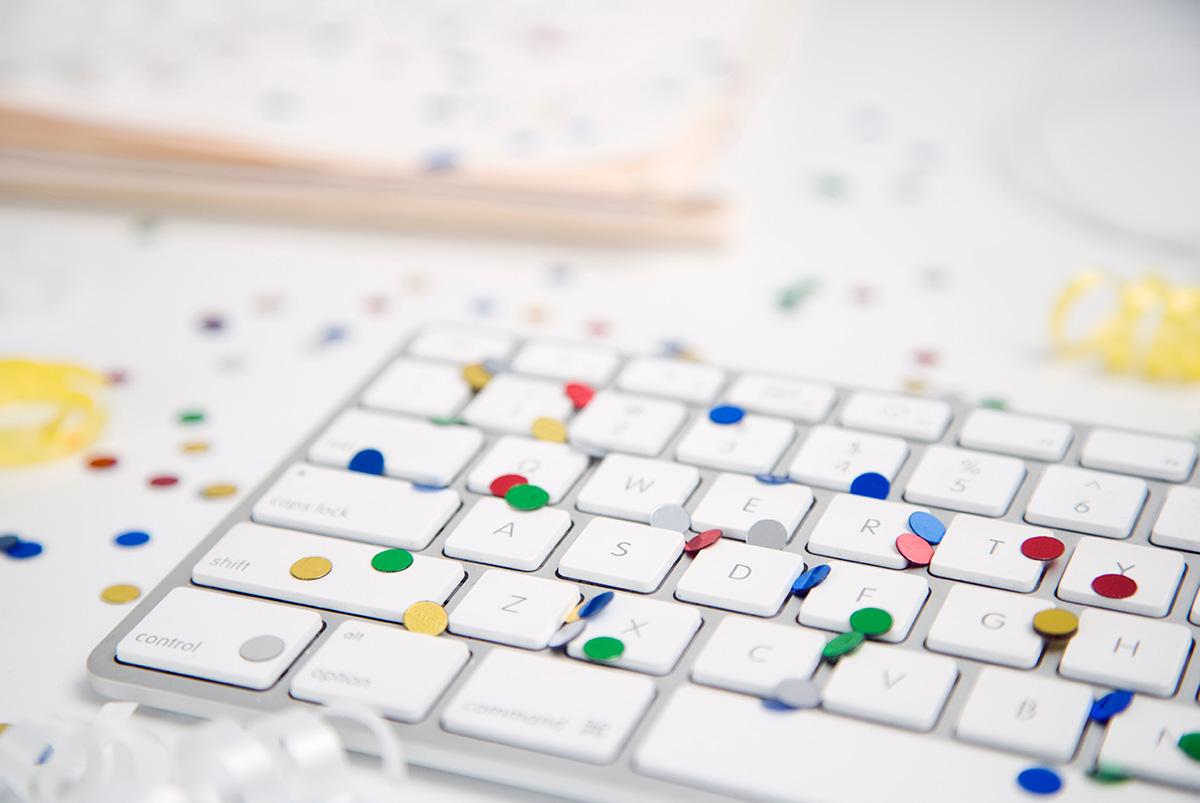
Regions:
[[2, 2, 1198, 800]]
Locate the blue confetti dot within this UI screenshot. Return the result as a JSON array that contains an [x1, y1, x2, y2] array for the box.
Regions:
[[35, 744, 53, 765], [6, 539, 43, 559], [579, 591, 614, 619], [423, 149, 460, 173], [320, 324, 348, 344], [348, 448, 385, 475], [114, 530, 151, 548], [849, 472, 890, 500], [1016, 767, 1062, 795], [761, 698, 795, 712], [0, 533, 18, 551], [754, 473, 791, 485], [1090, 690, 1134, 723], [792, 564, 831, 595], [708, 405, 745, 425], [481, 358, 508, 375], [907, 511, 946, 544], [412, 483, 446, 492]]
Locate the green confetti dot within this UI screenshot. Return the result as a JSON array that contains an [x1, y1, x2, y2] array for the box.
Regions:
[[505, 483, 549, 511], [848, 607, 893, 636], [1087, 765, 1130, 784], [430, 416, 466, 426], [980, 398, 1008, 410], [1178, 732, 1200, 762], [822, 630, 865, 661], [370, 548, 413, 573], [583, 636, 624, 661], [178, 410, 205, 424]]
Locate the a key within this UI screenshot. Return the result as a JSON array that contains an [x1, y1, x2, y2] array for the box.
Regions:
[[689, 616, 825, 697], [1059, 608, 1192, 696], [464, 435, 588, 504], [1081, 428, 1197, 482], [903, 445, 1026, 517], [252, 463, 460, 550], [460, 373, 574, 436], [565, 593, 701, 675], [839, 391, 952, 442], [360, 357, 471, 419], [1025, 465, 1148, 538], [1193, 589, 1200, 626], [723, 373, 836, 423], [955, 667, 1092, 762], [193, 522, 465, 622], [689, 473, 813, 542], [1057, 537, 1184, 617], [674, 412, 795, 475], [797, 562, 929, 642], [615, 356, 724, 404], [309, 408, 483, 487], [1099, 696, 1200, 791], [1150, 486, 1200, 553], [116, 587, 322, 690], [787, 425, 909, 492], [448, 569, 580, 650], [567, 390, 687, 457], [290, 620, 470, 722], [442, 497, 571, 571], [441, 648, 655, 764], [924, 585, 1047, 669], [575, 453, 699, 523], [806, 493, 927, 570], [407, 326, 515, 364], [822, 642, 959, 731], [958, 409, 1073, 462], [928, 515, 1053, 592], [557, 517, 683, 593], [674, 539, 805, 616], [509, 339, 620, 385]]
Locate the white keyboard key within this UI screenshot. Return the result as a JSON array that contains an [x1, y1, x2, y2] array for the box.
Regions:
[[1025, 465, 1148, 538], [360, 357, 471, 419], [448, 570, 579, 650], [925, 585, 1047, 668], [290, 620, 470, 722], [903, 445, 1026, 517], [806, 494, 926, 570], [674, 413, 795, 474], [465, 435, 588, 504], [567, 390, 687, 457], [309, 408, 483, 487], [1193, 589, 1200, 626], [822, 642, 958, 731], [442, 497, 571, 571], [1082, 428, 1197, 482], [787, 425, 908, 492], [509, 340, 619, 385], [1057, 537, 1185, 617], [566, 594, 701, 675], [689, 473, 813, 542], [1059, 608, 1192, 696], [798, 562, 928, 642], [193, 522, 465, 623], [674, 539, 805, 616], [839, 391, 951, 442], [689, 616, 825, 697], [724, 373, 836, 423], [956, 667, 1092, 762], [252, 463, 460, 550], [616, 356, 724, 404], [117, 587, 321, 691], [1100, 697, 1200, 792], [460, 374, 573, 436], [929, 515, 1052, 592], [557, 517, 683, 593], [441, 649, 654, 764], [1151, 486, 1200, 553], [408, 327, 514, 364], [575, 453, 699, 523], [958, 409, 1072, 462]]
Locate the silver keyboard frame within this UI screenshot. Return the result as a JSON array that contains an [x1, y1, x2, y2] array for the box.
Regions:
[[88, 328, 1200, 802]]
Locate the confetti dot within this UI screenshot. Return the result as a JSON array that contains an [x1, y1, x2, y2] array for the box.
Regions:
[[822, 630, 864, 661], [1087, 766, 1129, 784], [585, 319, 610, 338], [371, 548, 413, 573], [178, 410, 205, 425], [747, 518, 788, 549], [412, 483, 445, 492], [708, 405, 745, 425], [684, 528, 722, 553], [907, 512, 946, 544], [1016, 767, 1062, 795], [564, 601, 584, 624], [913, 349, 939, 367], [364, 294, 389, 314], [181, 440, 210, 454], [481, 358, 508, 376], [200, 483, 238, 498], [895, 533, 934, 565], [148, 474, 179, 488], [404, 600, 448, 635], [463, 362, 491, 391], [579, 591, 614, 619], [776, 277, 820, 311], [430, 416, 466, 426], [5, 539, 42, 559], [489, 473, 528, 497], [1178, 732, 1200, 762], [564, 382, 595, 410], [104, 369, 128, 386], [87, 454, 119, 470], [981, 398, 1008, 410], [649, 503, 691, 533], [755, 473, 791, 485], [238, 635, 285, 662], [1021, 536, 1065, 562], [100, 584, 140, 604], [199, 313, 225, 332], [1090, 690, 1133, 723], [348, 448, 385, 475], [318, 324, 348, 344], [505, 483, 549, 511], [849, 472, 890, 499], [0, 534, 19, 551], [1032, 608, 1079, 639], [849, 607, 893, 636], [547, 619, 585, 649], [792, 564, 831, 595], [1092, 574, 1137, 599], [582, 636, 624, 661], [773, 678, 822, 710], [114, 530, 150, 548], [531, 417, 567, 443], [290, 556, 332, 580]]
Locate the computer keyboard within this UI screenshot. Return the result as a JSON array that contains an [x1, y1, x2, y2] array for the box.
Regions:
[[88, 325, 1200, 802]]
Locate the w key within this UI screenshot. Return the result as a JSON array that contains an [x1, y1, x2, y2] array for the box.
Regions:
[[575, 453, 699, 523]]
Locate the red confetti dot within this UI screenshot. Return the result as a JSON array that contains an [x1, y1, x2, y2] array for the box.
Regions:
[[489, 474, 528, 498], [913, 349, 939, 367], [103, 370, 128, 386], [86, 455, 119, 470], [1021, 535, 1065, 561], [148, 474, 180, 488], [684, 529, 722, 554], [1092, 574, 1137, 599], [895, 533, 934, 566], [564, 382, 596, 410], [585, 319, 611, 337]]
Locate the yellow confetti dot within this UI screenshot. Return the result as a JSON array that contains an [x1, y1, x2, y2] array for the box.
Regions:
[[531, 416, 567, 443], [200, 483, 238, 498], [101, 583, 141, 604], [564, 600, 584, 624], [403, 600, 448, 635], [463, 362, 491, 391], [0, 723, 8, 735], [290, 556, 332, 580], [1033, 608, 1079, 639], [181, 440, 210, 454]]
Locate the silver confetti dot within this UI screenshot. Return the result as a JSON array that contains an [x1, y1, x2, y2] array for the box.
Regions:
[[238, 634, 285, 662], [547, 619, 586, 649], [649, 503, 691, 533], [747, 518, 788, 549], [774, 677, 821, 710]]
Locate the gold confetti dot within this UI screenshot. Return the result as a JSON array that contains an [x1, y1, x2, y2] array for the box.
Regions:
[[463, 362, 491, 391], [290, 556, 332, 580], [531, 416, 567, 443], [1033, 608, 1079, 639], [403, 600, 448, 635], [0, 723, 8, 735], [101, 584, 141, 604], [200, 483, 238, 498], [181, 440, 210, 454], [564, 600, 584, 624]]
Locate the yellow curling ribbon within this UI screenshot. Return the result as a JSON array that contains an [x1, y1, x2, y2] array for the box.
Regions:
[[0, 359, 107, 466], [1051, 271, 1200, 381]]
